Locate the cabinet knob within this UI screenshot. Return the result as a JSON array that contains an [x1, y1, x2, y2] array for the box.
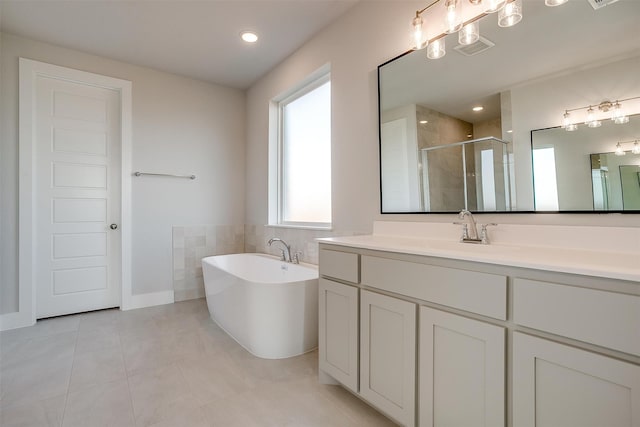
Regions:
[[110, 224, 118, 230]]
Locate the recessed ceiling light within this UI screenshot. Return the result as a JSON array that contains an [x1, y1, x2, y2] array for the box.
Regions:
[[467, 134, 473, 138], [507, 129, 513, 133], [419, 120, 428, 124], [472, 106, 484, 112], [240, 31, 258, 43]]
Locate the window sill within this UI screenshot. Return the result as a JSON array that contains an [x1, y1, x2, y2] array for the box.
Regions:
[[266, 224, 333, 232]]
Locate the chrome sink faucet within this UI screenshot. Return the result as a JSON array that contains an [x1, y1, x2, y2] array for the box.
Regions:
[[268, 238, 292, 263], [454, 210, 497, 244]]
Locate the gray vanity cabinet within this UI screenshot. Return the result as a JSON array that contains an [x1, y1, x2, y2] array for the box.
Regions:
[[513, 333, 640, 427], [318, 243, 640, 427], [419, 306, 505, 427], [360, 290, 416, 426], [318, 278, 359, 393]]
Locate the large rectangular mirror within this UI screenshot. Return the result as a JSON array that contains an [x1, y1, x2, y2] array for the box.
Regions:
[[378, 0, 640, 213]]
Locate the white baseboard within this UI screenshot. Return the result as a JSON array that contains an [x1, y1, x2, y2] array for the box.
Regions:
[[0, 311, 35, 332], [124, 290, 175, 310]]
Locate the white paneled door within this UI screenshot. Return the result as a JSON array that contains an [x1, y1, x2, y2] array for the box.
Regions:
[[34, 74, 121, 318]]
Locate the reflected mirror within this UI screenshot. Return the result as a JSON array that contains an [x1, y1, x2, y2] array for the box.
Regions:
[[378, 0, 640, 213], [532, 114, 640, 211]]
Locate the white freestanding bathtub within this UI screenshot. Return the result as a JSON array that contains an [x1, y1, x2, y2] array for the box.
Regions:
[[202, 253, 319, 359]]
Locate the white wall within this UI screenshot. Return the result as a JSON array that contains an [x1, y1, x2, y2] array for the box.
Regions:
[[0, 33, 245, 313], [246, 1, 640, 240]]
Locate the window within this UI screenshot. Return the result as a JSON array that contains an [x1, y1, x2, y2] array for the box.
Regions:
[[532, 147, 559, 210], [271, 71, 331, 228]]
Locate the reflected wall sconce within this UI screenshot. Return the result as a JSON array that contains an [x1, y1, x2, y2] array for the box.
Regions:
[[562, 97, 639, 131], [411, 0, 560, 57]]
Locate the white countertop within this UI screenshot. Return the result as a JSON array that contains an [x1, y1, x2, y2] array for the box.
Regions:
[[317, 234, 640, 283]]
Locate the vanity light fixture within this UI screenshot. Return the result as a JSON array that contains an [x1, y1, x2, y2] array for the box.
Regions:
[[615, 139, 640, 155], [612, 101, 629, 124], [411, 0, 569, 59], [545, 0, 568, 6], [427, 37, 446, 59], [562, 111, 578, 131], [459, 21, 480, 45], [498, 0, 522, 27], [586, 106, 602, 128], [410, 0, 527, 59], [561, 97, 639, 131]]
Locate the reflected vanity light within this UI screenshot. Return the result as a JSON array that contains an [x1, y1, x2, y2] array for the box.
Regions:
[[459, 21, 480, 45], [427, 37, 446, 59], [498, 0, 522, 28], [562, 97, 638, 131], [544, 0, 568, 6], [586, 107, 601, 128], [615, 139, 640, 155]]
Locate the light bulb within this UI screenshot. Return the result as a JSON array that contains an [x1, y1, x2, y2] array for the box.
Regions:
[[459, 21, 480, 45], [485, 0, 507, 13], [563, 111, 577, 131], [545, 0, 568, 6], [240, 31, 258, 43], [427, 38, 446, 59], [586, 106, 601, 128], [632, 141, 640, 155], [615, 142, 626, 156], [612, 102, 629, 124], [444, 0, 463, 34], [412, 15, 426, 50], [498, 0, 522, 27]]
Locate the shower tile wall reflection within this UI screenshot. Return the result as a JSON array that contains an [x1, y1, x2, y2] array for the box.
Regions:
[[172, 225, 244, 301]]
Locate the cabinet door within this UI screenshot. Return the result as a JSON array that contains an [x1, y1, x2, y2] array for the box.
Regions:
[[318, 278, 359, 392], [361, 290, 416, 426], [419, 306, 505, 427], [513, 332, 640, 427]]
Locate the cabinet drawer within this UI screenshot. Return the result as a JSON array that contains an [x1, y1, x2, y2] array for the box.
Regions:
[[513, 278, 640, 356], [319, 249, 359, 283], [361, 255, 507, 320]]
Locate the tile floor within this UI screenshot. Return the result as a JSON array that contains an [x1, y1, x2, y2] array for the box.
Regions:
[[0, 298, 396, 426]]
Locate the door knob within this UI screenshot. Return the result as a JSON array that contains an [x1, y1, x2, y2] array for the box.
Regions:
[[110, 224, 118, 230]]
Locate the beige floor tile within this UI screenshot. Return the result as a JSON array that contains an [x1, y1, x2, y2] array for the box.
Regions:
[[121, 337, 175, 376], [0, 394, 66, 427], [75, 329, 121, 356], [1, 331, 77, 371], [62, 379, 135, 427], [178, 352, 255, 406], [77, 309, 121, 334], [128, 362, 197, 426], [146, 405, 211, 427], [69, 345, 126, 393], [1, 351, 74, 409]]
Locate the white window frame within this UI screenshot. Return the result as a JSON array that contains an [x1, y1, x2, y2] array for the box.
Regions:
[[269, 66, 332, 230]]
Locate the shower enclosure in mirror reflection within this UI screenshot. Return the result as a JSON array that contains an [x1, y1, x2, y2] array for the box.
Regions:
[[531, 114, 640, 211], [420, 137, 511, 212]]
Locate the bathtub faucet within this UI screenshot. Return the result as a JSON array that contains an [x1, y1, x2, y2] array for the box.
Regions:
[[268, 238, 292, 263]]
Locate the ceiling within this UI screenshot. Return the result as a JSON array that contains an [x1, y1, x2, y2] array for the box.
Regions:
[[0, 0, 358, 89], [380, 0, 640, 123]]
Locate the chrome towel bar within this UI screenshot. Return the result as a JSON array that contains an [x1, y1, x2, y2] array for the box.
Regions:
[[133, 171, 196, 180]]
